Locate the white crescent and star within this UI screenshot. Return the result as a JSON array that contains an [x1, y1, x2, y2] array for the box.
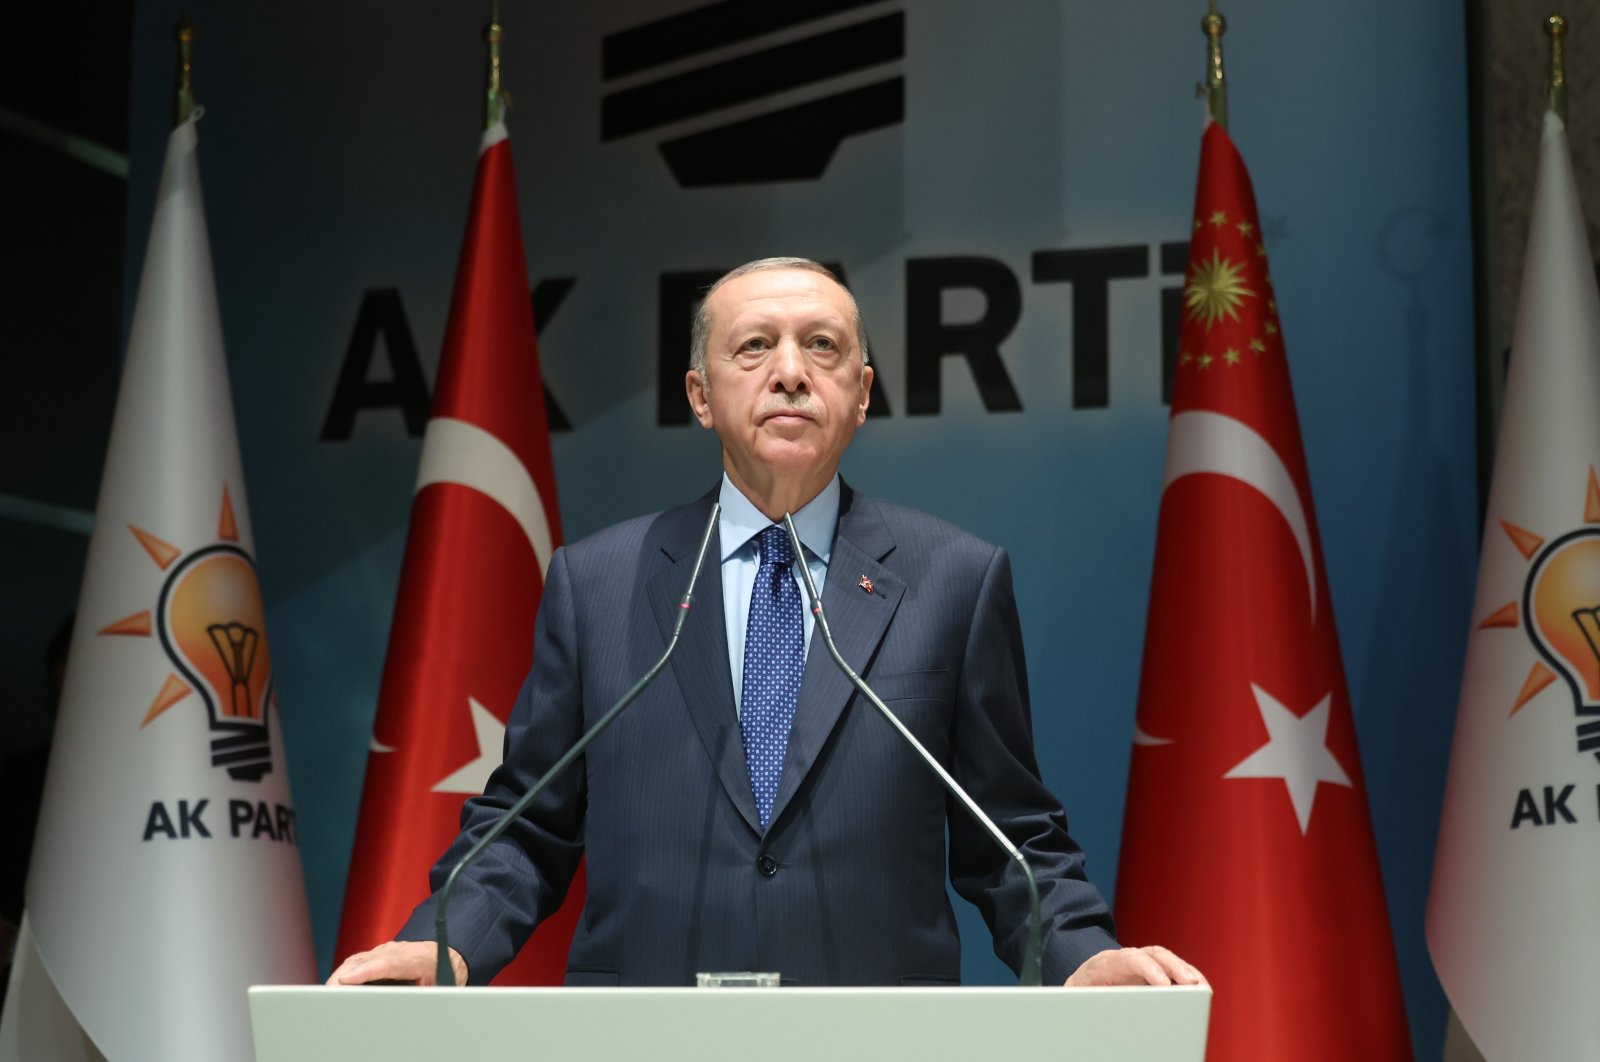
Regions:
[[1133, 410, 1321, 750], [1222, 684, 1351, 834], [431, 696, 507, 794], [1163, 410, 1316, 618], [1131, 723, 1172, 747], [371, 416, 550, 767], [414, 416, 554, 579]]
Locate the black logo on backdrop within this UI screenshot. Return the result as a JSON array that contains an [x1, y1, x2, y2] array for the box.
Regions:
[[600, 0, 905, 187]]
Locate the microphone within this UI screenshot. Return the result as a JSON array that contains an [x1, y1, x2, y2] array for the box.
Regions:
[[780, 513, 1044, 987], [432, 501, 722, 986]]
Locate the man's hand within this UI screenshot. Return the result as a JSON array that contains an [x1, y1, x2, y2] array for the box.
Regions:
[[1065, 946, 1206, 987], [325, 940, 468, 987]]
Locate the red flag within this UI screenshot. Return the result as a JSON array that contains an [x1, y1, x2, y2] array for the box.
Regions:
[[1114, 123, 1410, 1059], [335, 122, 580, 984]]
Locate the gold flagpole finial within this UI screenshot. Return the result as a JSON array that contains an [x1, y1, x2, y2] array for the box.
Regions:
[[1547, 14, 1568, 121], [1201, 1, 1228, 131], [484, 1, 506, 129], [174, 16, 196, 127]]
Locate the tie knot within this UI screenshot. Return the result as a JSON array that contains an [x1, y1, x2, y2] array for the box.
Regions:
[[756, 524, 794, 568]]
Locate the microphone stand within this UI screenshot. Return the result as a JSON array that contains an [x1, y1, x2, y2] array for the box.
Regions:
[[432, 502, 722, 986], [781, 514, 1044, 987]]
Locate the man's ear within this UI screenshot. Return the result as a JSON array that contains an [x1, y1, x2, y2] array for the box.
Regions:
[[685, 368, 714, 428], [855, 364, 874, 425]]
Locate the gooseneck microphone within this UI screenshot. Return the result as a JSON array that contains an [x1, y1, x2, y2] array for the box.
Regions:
[[433, 502, 722, 986], [780, 513, 1044, 987]]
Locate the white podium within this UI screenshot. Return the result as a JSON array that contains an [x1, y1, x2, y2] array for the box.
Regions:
[[249, 984, 1211, 1062]]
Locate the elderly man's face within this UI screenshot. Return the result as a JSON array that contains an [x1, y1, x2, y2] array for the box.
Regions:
[[686, 268, 872, 505]]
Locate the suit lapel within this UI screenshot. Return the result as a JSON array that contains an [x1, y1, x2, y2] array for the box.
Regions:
[[768, 486, 904, 830], [647, 494, 761, 835]]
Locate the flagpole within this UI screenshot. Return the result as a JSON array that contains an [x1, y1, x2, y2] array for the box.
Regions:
[[484, 1, 505, 129], [1201, 1, 1228, 130], [173, 17, 196, 127], [1547, 14, 1568, 121], [335, 0, 579, 986]]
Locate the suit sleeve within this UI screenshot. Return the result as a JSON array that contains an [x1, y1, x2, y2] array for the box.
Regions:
[[945, 545, 1119, 983], [396, 545, 587, 982]]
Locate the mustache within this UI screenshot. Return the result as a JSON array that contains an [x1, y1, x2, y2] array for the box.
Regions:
[[756, 395, 820, 419]]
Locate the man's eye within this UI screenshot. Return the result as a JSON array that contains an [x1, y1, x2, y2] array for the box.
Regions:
[[811, 336, 835, 351], [741, 338, 769, 352]]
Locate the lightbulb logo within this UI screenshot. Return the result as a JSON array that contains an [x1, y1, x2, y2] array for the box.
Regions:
[[1481, 468, 1600, 766], [100, 484, 278, 781]]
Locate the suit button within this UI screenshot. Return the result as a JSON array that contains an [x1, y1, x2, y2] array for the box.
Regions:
[[756, 855, 778, 877]]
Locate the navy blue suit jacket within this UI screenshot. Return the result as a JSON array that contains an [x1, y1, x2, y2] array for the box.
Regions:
[[400, 484, 1117, 985]]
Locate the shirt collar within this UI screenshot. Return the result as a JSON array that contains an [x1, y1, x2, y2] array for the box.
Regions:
[[718, 473, 840, 565]]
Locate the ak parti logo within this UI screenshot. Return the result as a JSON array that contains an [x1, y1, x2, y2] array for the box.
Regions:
[[1483, 468, 1600, 767], [100, 485, 277, 781]]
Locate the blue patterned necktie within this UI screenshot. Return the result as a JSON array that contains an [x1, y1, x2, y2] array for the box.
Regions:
[[740, 525, 806, 831]]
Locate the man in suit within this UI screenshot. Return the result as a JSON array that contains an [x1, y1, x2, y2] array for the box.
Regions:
[[331, 258, 1201, 988]]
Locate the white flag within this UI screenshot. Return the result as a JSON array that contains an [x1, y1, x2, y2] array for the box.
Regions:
[[1427, 110, 1600, 1062], [0, 117, 314, 1062]]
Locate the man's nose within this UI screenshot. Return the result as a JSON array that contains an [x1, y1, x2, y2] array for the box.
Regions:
[[770, 338, 809, 391]]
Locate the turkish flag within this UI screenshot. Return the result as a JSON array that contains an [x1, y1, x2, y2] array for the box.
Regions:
[[1114, 122, 1411, 1059], [334, 121, 581, 984]]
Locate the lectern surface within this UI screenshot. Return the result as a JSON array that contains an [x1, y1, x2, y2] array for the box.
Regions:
[[250, 984, 1211, 1062]]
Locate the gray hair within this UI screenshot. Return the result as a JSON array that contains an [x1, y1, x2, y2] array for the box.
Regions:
[[688, 257, 871, 379]]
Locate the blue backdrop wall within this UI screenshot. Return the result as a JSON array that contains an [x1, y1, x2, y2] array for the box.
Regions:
[[121, 2, 1478, 1055]]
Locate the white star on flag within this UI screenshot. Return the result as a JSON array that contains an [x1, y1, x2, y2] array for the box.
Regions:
[[432, 696, 506, 794], [1223, 684, 1352, 834]]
